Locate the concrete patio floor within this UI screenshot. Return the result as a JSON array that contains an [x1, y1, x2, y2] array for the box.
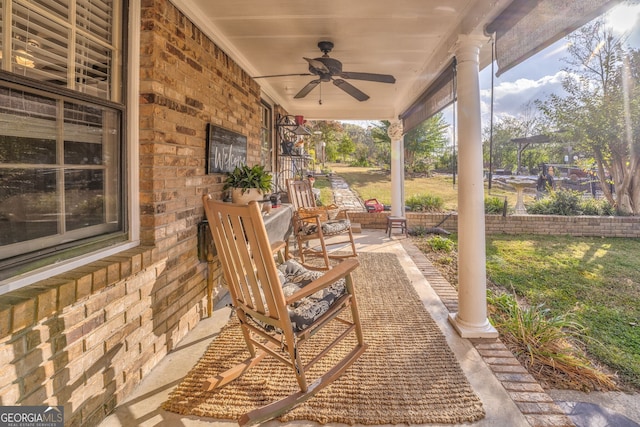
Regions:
[[98, 230, 639, 427]]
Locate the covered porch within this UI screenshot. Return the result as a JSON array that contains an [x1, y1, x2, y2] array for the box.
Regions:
[[0, 1, 626, 425], [98, 228, 559, 427]]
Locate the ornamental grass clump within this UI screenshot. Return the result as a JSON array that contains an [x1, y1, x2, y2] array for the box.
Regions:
[[405, 194, 444, 212], [427, 235, 455, 252], [487, 290, 617, 392], [485, 196, 506, 214]]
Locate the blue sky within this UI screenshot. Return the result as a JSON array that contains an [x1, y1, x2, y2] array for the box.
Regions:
[[478, 2, 640, 124], [342, 3, 640, 135]]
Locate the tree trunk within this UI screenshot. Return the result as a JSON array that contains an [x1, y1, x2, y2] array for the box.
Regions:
[[594, 148, 615, 206], [611, 152, 640, 215]]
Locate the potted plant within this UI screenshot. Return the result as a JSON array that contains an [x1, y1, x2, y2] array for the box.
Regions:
[[223, 164, 272, 204]]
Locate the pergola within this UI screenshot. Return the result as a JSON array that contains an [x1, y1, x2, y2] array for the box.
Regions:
[[511, 134, 552, 175]]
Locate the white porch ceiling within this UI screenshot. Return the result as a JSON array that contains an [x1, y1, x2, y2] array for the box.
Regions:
[[170, 0, 512, 121]]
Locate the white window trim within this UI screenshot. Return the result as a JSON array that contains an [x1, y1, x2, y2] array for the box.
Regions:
[[0, 0, 140, 296]]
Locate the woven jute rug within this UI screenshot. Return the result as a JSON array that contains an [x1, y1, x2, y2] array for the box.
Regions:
[[162, 252, 485, 424]]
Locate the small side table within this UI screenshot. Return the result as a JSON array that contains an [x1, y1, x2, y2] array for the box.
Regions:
[[386, 216, 407, 237]]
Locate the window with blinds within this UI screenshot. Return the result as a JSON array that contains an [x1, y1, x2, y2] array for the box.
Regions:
[[3, 0, 118, 101], [0, 0, 125, 285]]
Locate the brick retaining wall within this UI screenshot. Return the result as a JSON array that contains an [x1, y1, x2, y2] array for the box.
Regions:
[[350, 212, 640, 238]]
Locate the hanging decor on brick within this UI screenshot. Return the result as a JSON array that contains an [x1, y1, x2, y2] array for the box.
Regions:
[[206, 124, 248, 174]]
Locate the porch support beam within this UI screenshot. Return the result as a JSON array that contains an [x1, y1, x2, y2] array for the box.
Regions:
[[388, 121, 405, 217], [448, 35, 498, 338]]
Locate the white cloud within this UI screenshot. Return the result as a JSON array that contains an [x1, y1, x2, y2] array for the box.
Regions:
[[605, 3, 640, 36], [479, 71, 569, 122]]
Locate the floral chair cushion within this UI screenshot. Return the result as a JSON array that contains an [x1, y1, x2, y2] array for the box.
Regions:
[[301, 218, 351, 236], [276, 259, 347, 332]]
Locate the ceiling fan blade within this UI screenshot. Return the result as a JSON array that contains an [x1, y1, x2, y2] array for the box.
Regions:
[[303, 57, 331, 74], [253, 73, 312, 79], [294, 79, 321, 98], [333, 79, 369, 101], [339, 71, 396, 84]]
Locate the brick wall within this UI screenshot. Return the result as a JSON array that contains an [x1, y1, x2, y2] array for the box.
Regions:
[[349, 211, 640, 237], [0, 1, 271, 425], [0, 248, 160, 426]]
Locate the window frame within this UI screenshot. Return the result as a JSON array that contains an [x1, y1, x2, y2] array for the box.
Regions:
[[260, 99, 273, 171], [0, 0, 140, 295]]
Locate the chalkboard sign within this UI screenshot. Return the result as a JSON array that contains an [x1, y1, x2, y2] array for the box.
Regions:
[[206, 124, 247, 174]]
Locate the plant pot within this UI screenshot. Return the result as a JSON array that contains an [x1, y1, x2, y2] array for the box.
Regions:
[[231, 188, 264, 204]]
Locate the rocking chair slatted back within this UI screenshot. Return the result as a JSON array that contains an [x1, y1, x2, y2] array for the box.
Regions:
[[204, 197, 287, 327], [287, 179, 317, 210]]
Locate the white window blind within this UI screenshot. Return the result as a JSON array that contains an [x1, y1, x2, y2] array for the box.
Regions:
[[4, 0, 117, 101], [400, 59, 457, 134]]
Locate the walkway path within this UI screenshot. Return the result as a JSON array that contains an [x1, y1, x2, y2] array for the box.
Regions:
[[326, 174, 365, 211]]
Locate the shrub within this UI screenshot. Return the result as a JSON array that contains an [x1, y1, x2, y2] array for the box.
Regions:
[[485, 196, 506, 214], [580, 197, 616, 216], [527, 189, 616, 216], [549, 189, 582, 215], [410, 159, 433, 175], [526, 197, 554, 214], [427, 235, 455, 252], [350, 158, 372, 167], [409, 226, 430, 236], [405, 194, 444, 212], [580, 197, 601, 215], [599, 200, 616, 216]]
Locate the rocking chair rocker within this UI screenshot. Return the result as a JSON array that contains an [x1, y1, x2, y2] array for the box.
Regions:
[[202, 195, 367, 426]]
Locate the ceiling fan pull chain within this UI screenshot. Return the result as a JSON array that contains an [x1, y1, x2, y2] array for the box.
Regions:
[[319, 83, 322, 105]]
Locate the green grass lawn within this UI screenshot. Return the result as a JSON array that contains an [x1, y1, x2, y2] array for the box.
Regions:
[[316, 163, 639, 390], [484, 234, 640, 390], [324, 163, 522, 210]]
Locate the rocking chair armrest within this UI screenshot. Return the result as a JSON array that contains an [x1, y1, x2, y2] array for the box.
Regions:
[[334, 209, 350, 220], [285, 258, 360, 304], [271, 240, 287, 263], [295, 212, 322, 221], [293, 212, 323, 230], [270, 240, 286, 253]]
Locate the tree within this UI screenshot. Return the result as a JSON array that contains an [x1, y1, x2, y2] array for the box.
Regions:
[[336, 134, 356, 162], [370, 120, 392, 167], [404, 113, 449, 173], [536, 19, 640, 214], [306, 120, 343, 163]]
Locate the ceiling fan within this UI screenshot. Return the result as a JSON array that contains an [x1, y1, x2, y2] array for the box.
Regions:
[[255, 41, 396, 102]]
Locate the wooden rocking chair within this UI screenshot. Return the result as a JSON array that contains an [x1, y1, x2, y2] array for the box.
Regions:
[[287, 179, 358, 270], [202, 196, 367, 426]]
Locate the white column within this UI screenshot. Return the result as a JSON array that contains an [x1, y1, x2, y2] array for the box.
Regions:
[[448, 36, 498, 338], [388, 121, 404, 217]]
